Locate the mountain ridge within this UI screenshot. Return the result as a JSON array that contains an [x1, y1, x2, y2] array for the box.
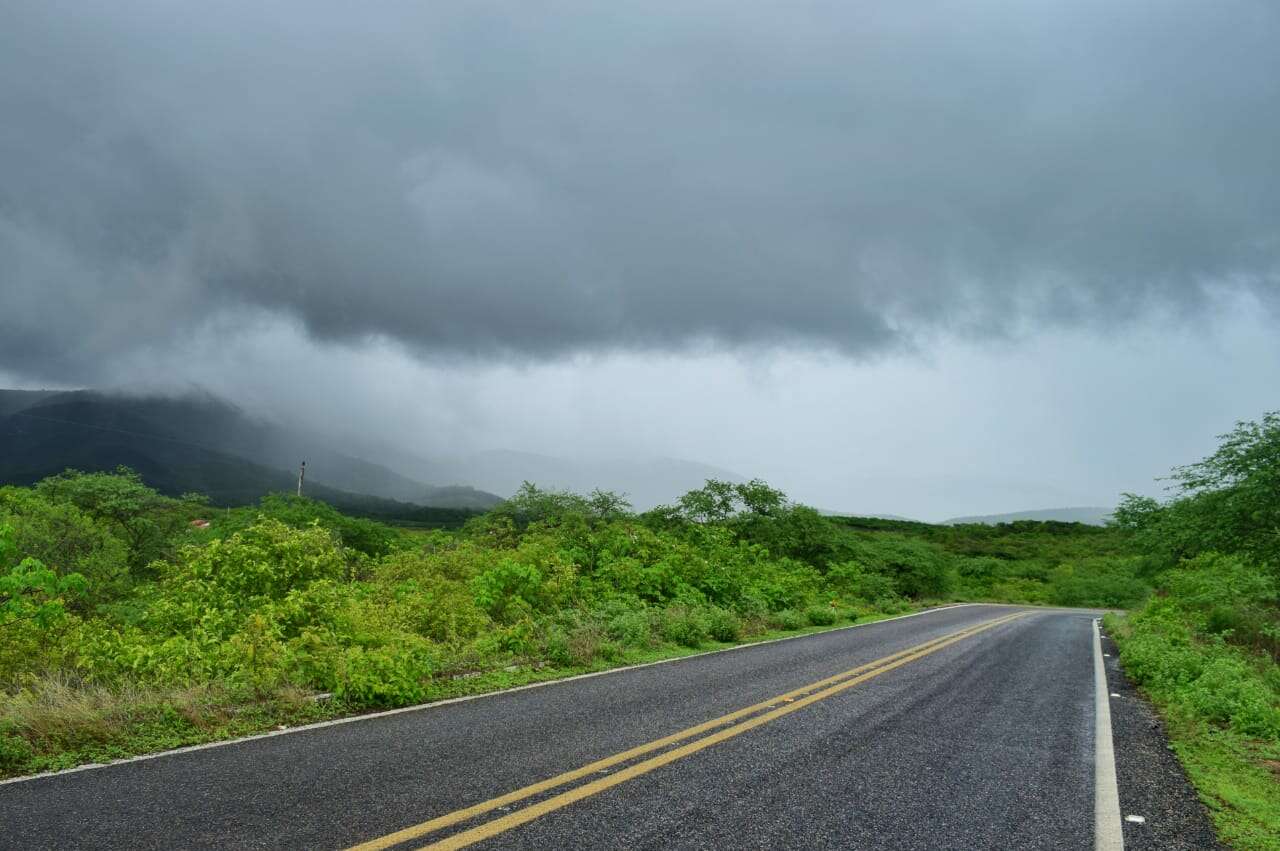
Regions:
[[942, 506, 1113, 526], [0, 389, 500, 511]]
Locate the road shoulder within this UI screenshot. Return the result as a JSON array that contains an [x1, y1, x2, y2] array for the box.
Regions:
[[1100, 629, 1222, 849]]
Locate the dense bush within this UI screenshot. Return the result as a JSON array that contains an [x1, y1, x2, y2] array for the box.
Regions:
[[1048, 558, 1149, 609], [843, 536, 959, 599], [1113, 593, 1279, 739]]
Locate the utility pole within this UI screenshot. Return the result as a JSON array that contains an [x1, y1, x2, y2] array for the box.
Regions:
[[297, 461, 306, 497]]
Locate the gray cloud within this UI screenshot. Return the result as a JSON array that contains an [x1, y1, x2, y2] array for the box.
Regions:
[[2, 0, 1278, 382]]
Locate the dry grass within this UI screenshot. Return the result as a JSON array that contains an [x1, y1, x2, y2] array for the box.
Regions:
[[567, 623, 606, 666], [2, 675, 224, 751], [0, 674, 330, 776]]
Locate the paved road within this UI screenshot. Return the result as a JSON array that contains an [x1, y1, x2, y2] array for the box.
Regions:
[[0, 605, 1216, 850]]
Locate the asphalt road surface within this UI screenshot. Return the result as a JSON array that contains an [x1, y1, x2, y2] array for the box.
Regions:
[[0, 604, 1218, 850]]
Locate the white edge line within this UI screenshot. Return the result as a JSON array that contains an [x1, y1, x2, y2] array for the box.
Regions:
[[1, 603, 994, 787], [1094, 617, 1126, 851]]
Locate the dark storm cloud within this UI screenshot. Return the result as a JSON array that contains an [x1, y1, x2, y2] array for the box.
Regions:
[[2, 0, 1278, 381]]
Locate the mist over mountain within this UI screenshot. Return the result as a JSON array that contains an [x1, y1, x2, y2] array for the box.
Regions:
[[0, 389, 500, 510], [943, 507, 1114, 526], [0, 389, 754, 513]]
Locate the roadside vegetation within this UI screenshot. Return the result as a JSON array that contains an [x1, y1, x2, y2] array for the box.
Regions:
[[1105, 412, 1280, 850], [0, 467, 1144, 778]]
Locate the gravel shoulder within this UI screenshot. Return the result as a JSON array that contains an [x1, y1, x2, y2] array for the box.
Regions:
[[1100, 629, 1223, 850]]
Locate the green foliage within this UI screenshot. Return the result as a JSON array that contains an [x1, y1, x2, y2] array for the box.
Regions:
[[0, 487, 130, 604], [704, 607, 743, 642], [472, 560, 547, 622], [1105, 413, 1280, 849], [1, 524, 86, 631], [35, 468, 200, 573], [217, 494, 398, 558], [659, 606, 709, 648], [1048, 558, 1149, 608], [844, 535, 959, 599], [772, 609, 807, 630], [826, 561, 898, 603], [0, 468, 1145, 778], [491, 482, 632, 528], [805, 604, 837, 626], [177, 519, 349, 600], [1118, 412, 1280, 574], [604, 608, 655, 647]]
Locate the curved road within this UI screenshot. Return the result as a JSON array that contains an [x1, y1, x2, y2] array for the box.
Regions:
[[0, 605, 1217, 850]]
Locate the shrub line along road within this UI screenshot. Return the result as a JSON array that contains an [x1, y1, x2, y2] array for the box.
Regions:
[[0, 605, 1215, 850]]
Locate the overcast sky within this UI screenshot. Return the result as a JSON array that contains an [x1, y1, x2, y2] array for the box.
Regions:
[[2, 1, 1278, 519]]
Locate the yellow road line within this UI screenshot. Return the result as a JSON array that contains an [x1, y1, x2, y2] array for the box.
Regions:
[[347, 612, 1025, 851]]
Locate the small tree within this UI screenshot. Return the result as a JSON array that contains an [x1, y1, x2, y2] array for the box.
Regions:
[[35, 467, 201, 572], [493, 482, 591, 527], [1167, 413, 1280, 570]]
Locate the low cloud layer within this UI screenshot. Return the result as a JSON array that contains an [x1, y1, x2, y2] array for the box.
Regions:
[[3, 0, 1278, 382], [7, 293, 1274, 520]]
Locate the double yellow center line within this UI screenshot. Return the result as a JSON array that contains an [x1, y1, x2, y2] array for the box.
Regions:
[[348, 611, 1026, 851]]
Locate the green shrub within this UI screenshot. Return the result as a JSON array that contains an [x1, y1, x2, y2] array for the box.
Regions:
[[1205, 605, 1245, 636], [1048, 557, 1148, 608], [605, 609, 655, 647], [332, 643, 433, 707], [472, 560, 546, 622], [875, 596, 908, 614], [1116, 619, 1205, 689], [1184, 658, 1280, 737], [825, 561, 896, 603], [704, 607, 743, 642], [660, 606, 708, 648], [567, 622, 607, 665], [0, 723, 33, 769], [176, 519, 347, 600], [805, 605, 837, 626], [541, 627, 574, 667], [597, 640, 624, 662], [772, 609, 806, 630], [844, 537, 958, 599]]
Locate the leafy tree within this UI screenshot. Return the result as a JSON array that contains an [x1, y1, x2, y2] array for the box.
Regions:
[[586, 489, 632, 522], [676, 480, 741, 523], [1110, 494, 1163, 533], [1113, 413, 1280, 573], [734, 480, 788, 516], [1165, 412, 1280, 570], [492, 482, 591, 527], [34, 467, 200, 573]]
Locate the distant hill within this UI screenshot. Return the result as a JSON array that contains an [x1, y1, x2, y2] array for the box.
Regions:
[[821, 509, 920, 522], [943, 507, 1113, 526], [0, 389, 501, 512], [403, 449, 746, 510]]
